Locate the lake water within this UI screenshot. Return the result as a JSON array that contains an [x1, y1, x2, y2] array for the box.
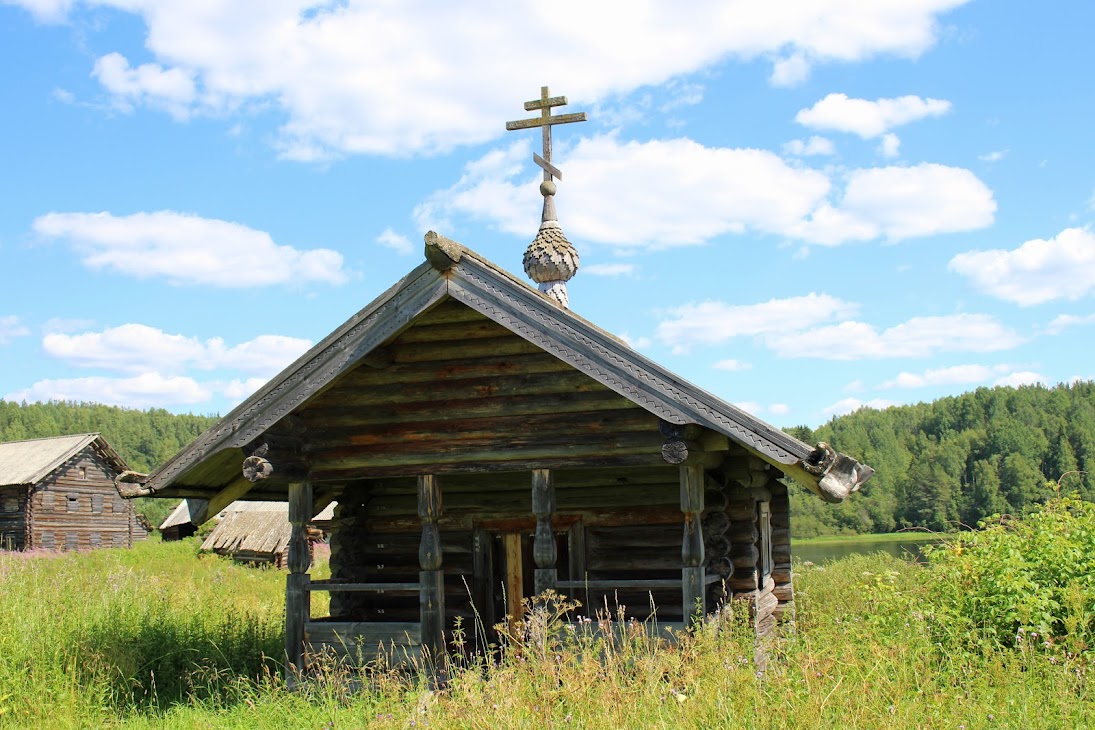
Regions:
[[793, 535, 940, 565]]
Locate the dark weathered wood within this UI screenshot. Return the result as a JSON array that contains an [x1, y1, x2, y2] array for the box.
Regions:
[[531, 468, 557, 595], [472, 528, 495, 628], [680, 464, 705, 627], [307, 581, 421, 593], [285, 480, 313, 674], [418, 475, 444, 663]]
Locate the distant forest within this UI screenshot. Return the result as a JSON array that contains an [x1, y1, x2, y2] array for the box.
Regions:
[[2, 382, 1094, 537], [788, 381, 1095, 537]]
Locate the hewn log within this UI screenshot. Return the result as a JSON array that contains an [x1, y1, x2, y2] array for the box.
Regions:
[[418, 475, 444, 664], [532, 468, 557, 595], [285, 480, 313, 676], [680, 464, 705, 627]]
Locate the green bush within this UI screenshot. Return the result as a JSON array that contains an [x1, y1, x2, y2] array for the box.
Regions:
[[924, 490, 1095, 656]]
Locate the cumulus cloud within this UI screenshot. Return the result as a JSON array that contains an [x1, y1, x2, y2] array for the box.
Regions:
[[948, 227, 1095, 305], [822, 397, 896, 417], [422, 137, 993, 249], [32, 210, 348, 287], [993, 371, 1047, 388], [1046, 312, 1095, 334], [583, 263, 636, 277], [793, 163, 996, 244], [0, 315, 30, 345], [782, 136, 835, 157], [881, 363, 1022, 389], [377, 227, 414, 255], [5, 373, 212, 409], [656, 293, 858, 353], [42, 324, 312, 378], [766, 313, 1024, 360], [5, 0, 968, 157], [2, 0, 73, 23], [768, 403, 790, 415], [712, 359, 752, 372], [795, 93, 951, 138], [93, 52, 196, 120], [878, 133, 901, 158]]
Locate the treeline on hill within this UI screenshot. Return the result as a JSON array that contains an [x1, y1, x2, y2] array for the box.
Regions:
[[4, 383, 1095, 538], [0, 400, 218, 528], [788, 381, 1095, 537]]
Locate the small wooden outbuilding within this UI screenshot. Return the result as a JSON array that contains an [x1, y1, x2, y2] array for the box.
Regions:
[[133, 233, 872, 672], [195, 500, 336, 568], [0, 433, 147, 551]]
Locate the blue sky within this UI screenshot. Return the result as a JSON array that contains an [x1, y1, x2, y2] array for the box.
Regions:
[[1, 0, 1093, 428]]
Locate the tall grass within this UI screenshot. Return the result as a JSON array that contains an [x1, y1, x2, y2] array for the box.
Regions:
[[0, 540, 1090, 728]]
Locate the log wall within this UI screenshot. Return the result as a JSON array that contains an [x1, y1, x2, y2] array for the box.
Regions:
[[24, 446, 144, 550], [0, 486, 28, 550]]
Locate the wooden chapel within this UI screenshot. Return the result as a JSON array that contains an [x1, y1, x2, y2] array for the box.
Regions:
[[129, 88, 873, 674]]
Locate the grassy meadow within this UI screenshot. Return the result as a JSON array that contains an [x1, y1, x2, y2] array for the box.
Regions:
[[0, 534, 1091, 729]]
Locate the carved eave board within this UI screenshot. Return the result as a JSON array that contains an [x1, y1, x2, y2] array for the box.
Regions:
[[139, 233, 869, 509]]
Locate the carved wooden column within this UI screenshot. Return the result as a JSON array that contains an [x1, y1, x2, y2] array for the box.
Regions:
[[531, 468, 557, 596], [418, 474, 445, 663], [285, 479, 313, 675], [680, 463, 706, 628]]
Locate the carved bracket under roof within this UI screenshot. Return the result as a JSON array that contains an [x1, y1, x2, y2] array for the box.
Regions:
[[799, 442, 875, 503]]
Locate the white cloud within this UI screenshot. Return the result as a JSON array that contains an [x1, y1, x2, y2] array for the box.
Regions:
[[92, 52, 196, 120], [377, 227, 414, 255], [949, 227, 1095, 306], [822, 397, 896, 417], [5, 373, 212, 409], [993, 371, 1046, 388], [793, 163, 995, 244], [770, 51, 811, 87], [979, 149, 1009, 163], [1046, 313, 1095, 335], [2, 0, 73, 23], [42, 324, 311, 377], [881, 363, 1016, 389], [33, 210, 348, 287], [768, 403, 790, 416], [0, 316, 30, 345], [878, 133, 901, 158], [767, 313, 1024, 360], [734, 401, 763, 414], [618, 332, 652, 350], [6, 0, 968, 158], [424, 138, 993, 249], [795, 93, 951, 138], [713, 359, 752, 372], [222, 377, 268, 401], [656, 293, 858, 353], [584, 263, 636, 278], [782, 136, 835, 157]]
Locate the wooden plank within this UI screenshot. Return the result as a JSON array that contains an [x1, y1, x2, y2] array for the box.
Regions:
[[308, 581, 421, 593]]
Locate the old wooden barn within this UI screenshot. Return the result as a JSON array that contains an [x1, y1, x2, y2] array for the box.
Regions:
[[0, 433, 148, 551], [132, 232, 872, 672]]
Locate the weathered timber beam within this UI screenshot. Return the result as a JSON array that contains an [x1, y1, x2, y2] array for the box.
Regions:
[[300, 391, 639, 428], [417, 474, 445, 666], [285, 480, 313, 677], [324, 352, 573, 388], [311, 431, 663, 466], [309, 453, 669, 482], [424, 230, 463, 271], [391, 335, 543, 365], [531, 469, 557, 595], [660, 439, 725, 469], [200, 477, 257, 525], [680, 463, 706, 628], [306, 369, 606, 409], [305, 409, 659, 450], [363, 505, 686, 533]]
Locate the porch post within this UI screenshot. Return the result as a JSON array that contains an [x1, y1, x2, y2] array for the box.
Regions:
[[531, 468, 557, 596], [680, 464, 706, 628], [285, 479, 313, 675], [418, 474, 445, 663]]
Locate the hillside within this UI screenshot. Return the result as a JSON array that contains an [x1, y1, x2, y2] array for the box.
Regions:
[[788, 380, 1095, 536]]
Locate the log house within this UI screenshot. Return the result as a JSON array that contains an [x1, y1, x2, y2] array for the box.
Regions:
[[132, 233, 873, 674], [0, 433, 147, 551]]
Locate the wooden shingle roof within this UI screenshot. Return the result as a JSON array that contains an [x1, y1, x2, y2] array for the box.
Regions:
[[0, 433, 128, 487], [140, 233, 871, 504]]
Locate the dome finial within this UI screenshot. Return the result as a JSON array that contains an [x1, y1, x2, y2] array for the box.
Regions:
[[505, 85, 587, 308]]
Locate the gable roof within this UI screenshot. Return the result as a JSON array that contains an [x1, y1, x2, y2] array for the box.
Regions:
[[140, 233, 871, 503], [0, 433, 128, 488]]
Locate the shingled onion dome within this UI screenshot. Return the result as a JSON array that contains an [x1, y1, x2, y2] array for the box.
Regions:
[[524, 179, 579, 308]]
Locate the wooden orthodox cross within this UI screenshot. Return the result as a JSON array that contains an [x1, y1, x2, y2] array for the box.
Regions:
[[505, 86, 587, 182]]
